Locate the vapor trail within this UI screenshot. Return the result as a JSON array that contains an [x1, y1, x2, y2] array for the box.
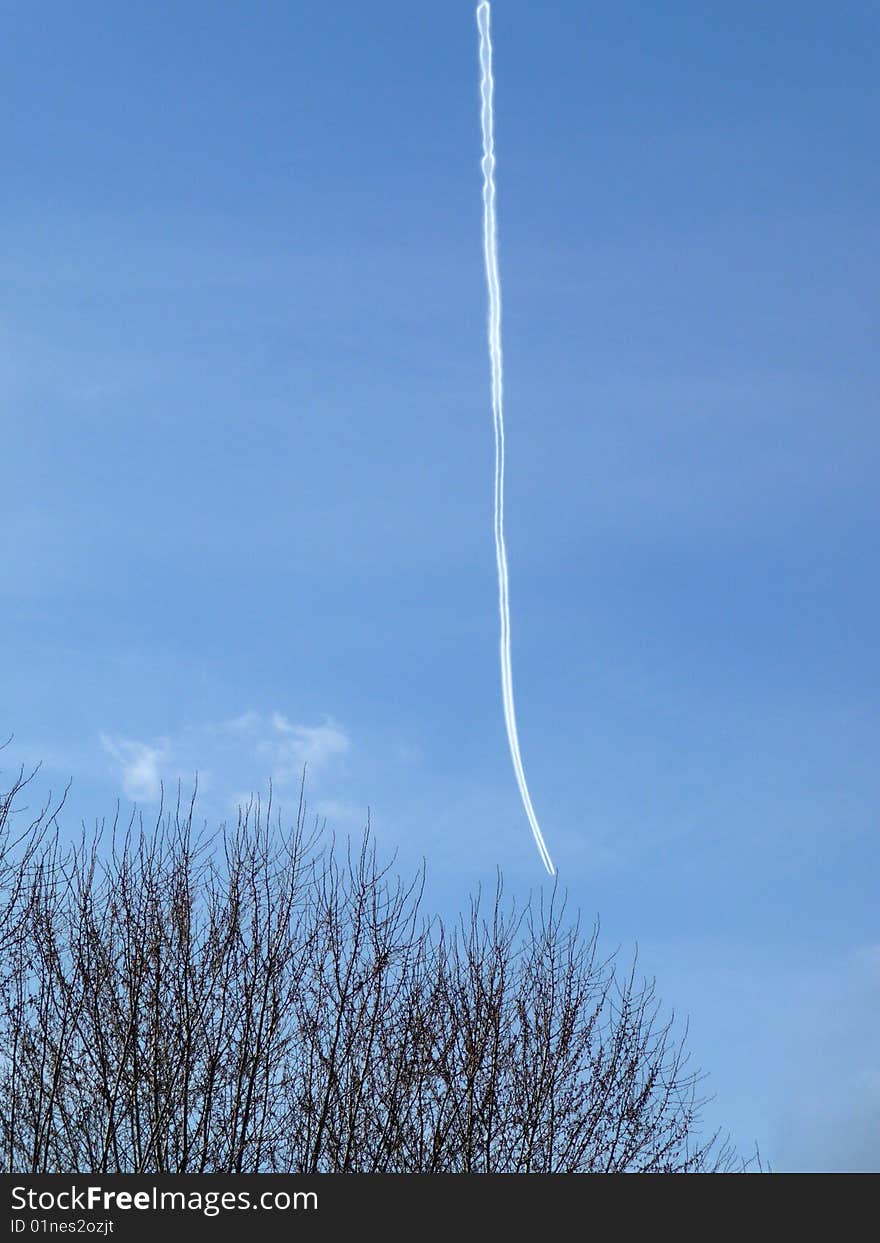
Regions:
[[477, 1, 556, 876]]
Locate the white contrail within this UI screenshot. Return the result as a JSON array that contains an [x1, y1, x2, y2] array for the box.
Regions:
[[477, 1, 556, 876]]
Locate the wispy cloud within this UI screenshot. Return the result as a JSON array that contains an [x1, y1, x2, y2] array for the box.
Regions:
[[100, 733, 168, 801], [99, 710, 351, 805], [265, 712, 349, 778], [314, 798, 364, 827]]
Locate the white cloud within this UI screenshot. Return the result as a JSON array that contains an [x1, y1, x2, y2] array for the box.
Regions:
[[314, 798, 364, 826], [100, 733, 168, 802], [265, 713, 350, 778], [99, 710, 351, 805], [213, 710, 262, 737], [211, 709, 350, 782]]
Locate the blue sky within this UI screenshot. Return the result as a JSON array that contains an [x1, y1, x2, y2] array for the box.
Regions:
[[2, 0, 878, 1170]]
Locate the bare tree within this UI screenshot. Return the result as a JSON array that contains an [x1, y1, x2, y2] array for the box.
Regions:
[[0, 747, 62, 974], [0, 770, 746, 1173]]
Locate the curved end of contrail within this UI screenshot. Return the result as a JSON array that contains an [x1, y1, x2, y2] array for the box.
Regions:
[[477, 2, 557, 879]]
